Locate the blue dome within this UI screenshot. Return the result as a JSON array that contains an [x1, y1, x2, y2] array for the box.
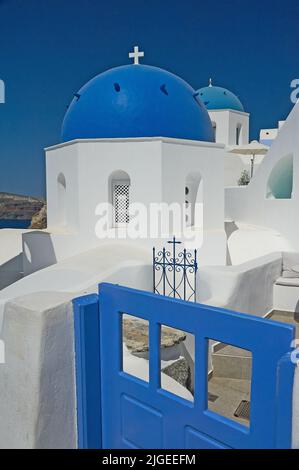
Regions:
[[62, 65, 215, 143], [196, 84, 244, 112]]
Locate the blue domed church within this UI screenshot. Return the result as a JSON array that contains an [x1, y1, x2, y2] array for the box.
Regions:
[[43, 48, 227, 266]]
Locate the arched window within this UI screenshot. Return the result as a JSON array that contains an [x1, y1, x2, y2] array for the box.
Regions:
[[57, 172, 66, 226], [236, 124, 242, 145], [266, 155, 293, 199], [185, 171, 203, 228], [109, 170, 131, 227]]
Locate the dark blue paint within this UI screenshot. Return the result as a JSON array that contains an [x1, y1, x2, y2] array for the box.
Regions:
[[73, 283, 295, 449], [62, 65, 215, 143], [73, 294, 102, 449], [197, 85, 244, 112], [0, 219, 31, 229]]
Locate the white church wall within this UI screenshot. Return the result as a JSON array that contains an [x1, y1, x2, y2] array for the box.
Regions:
[[46, 143, 80, 231], [24, 137, 228, 274], [225, 101, 299, 252], [227, 110, 249, 146], [207, 109, 250, 186], [76, 139, 162, 237], [161, 140, 227, 265], [208, 110, 230, 145], [161, 140, 225, 230]]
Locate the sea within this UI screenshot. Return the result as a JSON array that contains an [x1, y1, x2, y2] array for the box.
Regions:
[[0, 219, 31, 229]]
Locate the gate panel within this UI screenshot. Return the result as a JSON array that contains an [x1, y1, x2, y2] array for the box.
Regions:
[[73, 283, 296, 449]]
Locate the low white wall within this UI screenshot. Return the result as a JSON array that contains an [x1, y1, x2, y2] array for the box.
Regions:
[[227, 222, 291, 266], [197, 252, 282, 315], [0, 292, 76, 448], [274, 284, 299, 313], [0, 242, 152, 332]]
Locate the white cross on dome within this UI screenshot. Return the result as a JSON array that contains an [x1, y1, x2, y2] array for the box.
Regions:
[[129, 46, 144, 65]]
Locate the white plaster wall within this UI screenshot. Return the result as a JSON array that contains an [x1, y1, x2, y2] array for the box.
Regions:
[[76, 140, 162, 238], [225, 102, 299, 252], [0, 292, 76, 448]]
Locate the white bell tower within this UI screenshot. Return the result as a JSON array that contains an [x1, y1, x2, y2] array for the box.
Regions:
[[198, 79, 249, 147]]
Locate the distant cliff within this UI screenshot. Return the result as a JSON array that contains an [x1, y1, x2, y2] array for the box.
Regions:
[[29, 204, 47, 229], [0, 192, 45, 221]]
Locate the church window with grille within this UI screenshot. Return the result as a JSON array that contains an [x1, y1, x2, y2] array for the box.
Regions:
[[112, 180, 130, 226]]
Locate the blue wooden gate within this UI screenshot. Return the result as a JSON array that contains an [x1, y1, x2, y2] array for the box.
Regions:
[[73, 283, 295, 449]]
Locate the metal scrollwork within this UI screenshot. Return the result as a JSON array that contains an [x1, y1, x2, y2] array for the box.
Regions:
[[153, 237, 198, 302]]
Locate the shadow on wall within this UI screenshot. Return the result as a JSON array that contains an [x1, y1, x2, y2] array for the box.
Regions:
[[0, 254, 23, 290], [23, 231, 57, 276], [225, 221, 239, 266]]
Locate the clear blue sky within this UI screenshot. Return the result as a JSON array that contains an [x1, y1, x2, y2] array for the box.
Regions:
[[0, 0, 298, 198]]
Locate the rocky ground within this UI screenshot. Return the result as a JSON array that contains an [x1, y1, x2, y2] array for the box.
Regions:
[[29, 204, 47, 229], [123, 317, 186, 354], [123, 316, 192, 392], [162, 358, 191, 390]]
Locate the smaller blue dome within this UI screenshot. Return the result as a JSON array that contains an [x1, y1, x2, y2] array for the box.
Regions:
[[196, 83, 244, 112]]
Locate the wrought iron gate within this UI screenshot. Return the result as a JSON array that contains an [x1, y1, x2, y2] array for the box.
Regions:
[[153, 237, 198, 302]]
